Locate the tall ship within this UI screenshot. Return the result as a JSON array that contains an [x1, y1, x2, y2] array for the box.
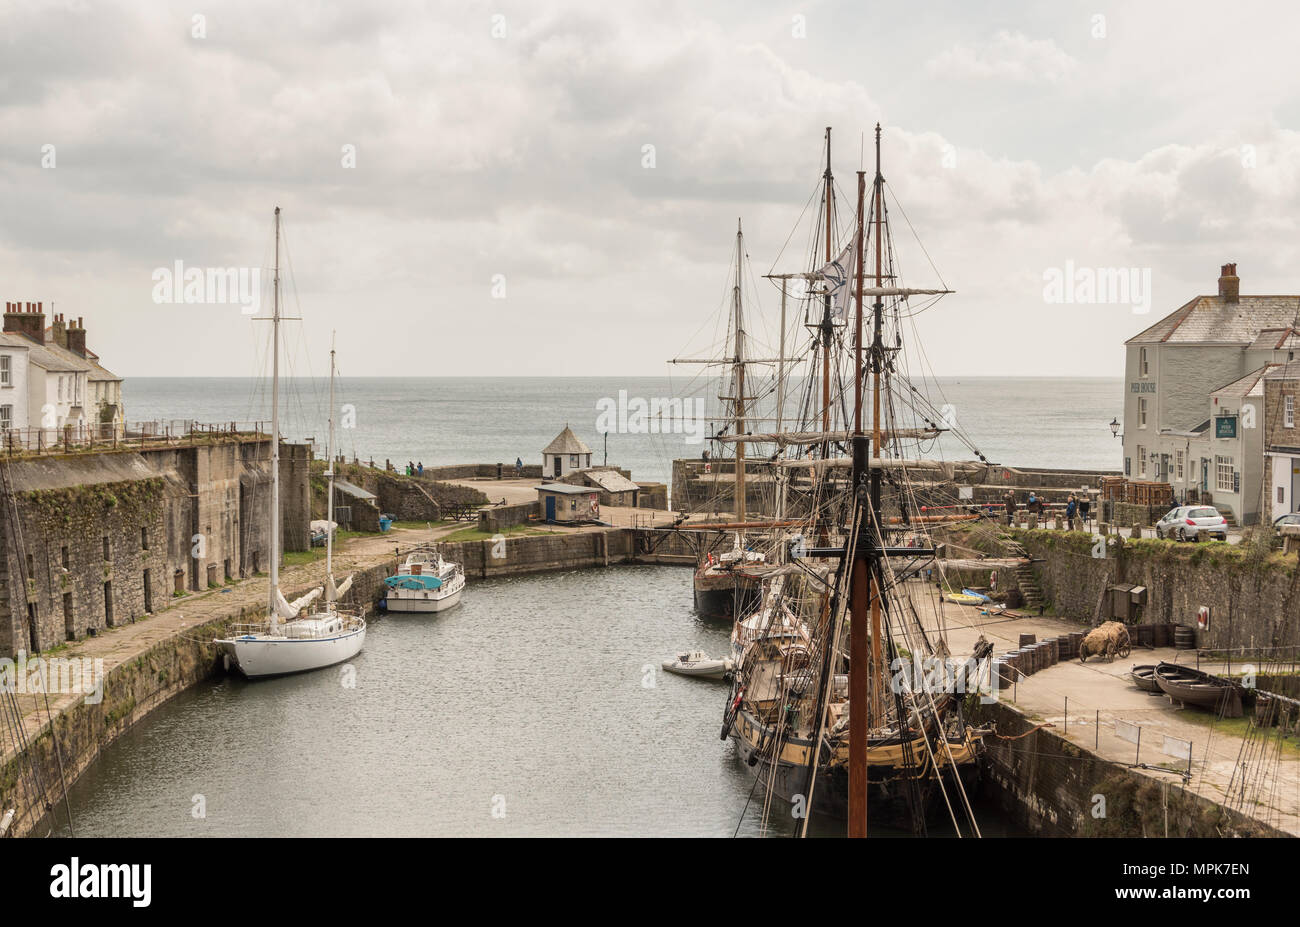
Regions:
[[674, 221, 786, 620], [215, 208, 367, 678], [718, 127, 993, 837]]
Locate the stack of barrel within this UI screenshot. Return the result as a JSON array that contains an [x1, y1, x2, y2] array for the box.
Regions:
[[1174, 624, 1196, 650]]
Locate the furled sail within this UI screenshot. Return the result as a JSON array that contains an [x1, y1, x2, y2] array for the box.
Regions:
[[326, 573, 354, 603], [274, 585, 322, 619]]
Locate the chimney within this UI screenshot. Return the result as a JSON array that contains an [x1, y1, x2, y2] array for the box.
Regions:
[[66, 316, 87, 357], [51, 313, 67, 348], [3, 300, 45, 342], [1218, 262, 1240, 303]]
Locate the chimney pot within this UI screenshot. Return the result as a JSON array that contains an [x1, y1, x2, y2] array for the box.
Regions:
[[1218, 262, 1240, 303]]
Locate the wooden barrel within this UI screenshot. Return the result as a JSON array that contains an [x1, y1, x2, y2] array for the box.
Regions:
[[1174, 625, 1196, 650], [1018, 633, 1037, 648], [1135, 625, 1154, 648], [1017, 648, 1036, 675]]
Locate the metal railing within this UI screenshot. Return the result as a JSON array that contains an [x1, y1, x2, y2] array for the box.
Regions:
[[0, 420, 271, 457]]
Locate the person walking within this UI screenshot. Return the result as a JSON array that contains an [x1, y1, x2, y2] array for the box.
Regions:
[[1004, 489, 1016, 526], [1080, 495, 1091, 528], [515, 456, 523, 477]]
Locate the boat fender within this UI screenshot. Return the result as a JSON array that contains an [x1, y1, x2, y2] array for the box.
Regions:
[[222, 653, 231, 673]]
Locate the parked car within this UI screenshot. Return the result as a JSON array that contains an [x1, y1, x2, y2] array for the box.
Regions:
[[1273, 512, 1300, 528], [1155, 505, 1228, 541]]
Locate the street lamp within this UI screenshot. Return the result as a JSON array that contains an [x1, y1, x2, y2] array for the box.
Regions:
[[1109, 417, 1121, 439]]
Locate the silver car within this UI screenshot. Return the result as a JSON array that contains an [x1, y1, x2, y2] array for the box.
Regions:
[[1156, 505, 1228, 541]]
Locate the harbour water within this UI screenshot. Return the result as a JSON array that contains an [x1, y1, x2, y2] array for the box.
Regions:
[[125, 376, 1124, 486], [52, 565, 1012, 838]]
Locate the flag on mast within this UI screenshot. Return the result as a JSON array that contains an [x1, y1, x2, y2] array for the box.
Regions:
[[816, 231, 859, 320]]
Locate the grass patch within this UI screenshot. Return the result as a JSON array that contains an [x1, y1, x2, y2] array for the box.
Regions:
[[440, 524, 556, 544], [1172, 710, 1300, 757]]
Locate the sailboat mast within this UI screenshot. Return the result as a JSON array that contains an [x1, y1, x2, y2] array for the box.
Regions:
[[820, 127, 834, 440], [269, 206, 281, 625], [326, 333, 336, 591], [848, 168, 869, 838], [733, 220, 746, 523]]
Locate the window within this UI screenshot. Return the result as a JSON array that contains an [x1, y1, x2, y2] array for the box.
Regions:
[[1139, 397, 1148, 428], [1287, 395, 1295, 429], [141, 527, 149, 550], [1216, 455, 1234, 492], [103, 535, 111, 560], [569, 454, 577, 467], [1137, 446, 1147, 477], [61, 545, 69, 568], [1175, 449, 1185, 481], [0, 354, 9, 386], [1140, 347, 1149, 377], [0, 405, 10, 432], [1124, 457, 1131, 476]]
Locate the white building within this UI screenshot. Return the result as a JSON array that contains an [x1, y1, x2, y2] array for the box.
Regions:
[[541, 425, 593, 480], [0, 332, 33, 440], [1123, 264, 1300, 525], [2, 302, 122, 447]]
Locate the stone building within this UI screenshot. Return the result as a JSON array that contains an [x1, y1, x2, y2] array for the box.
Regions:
[[541, 426, 592, 479], [0, 436, 309, 655], [1122, 264, 1300, 524]]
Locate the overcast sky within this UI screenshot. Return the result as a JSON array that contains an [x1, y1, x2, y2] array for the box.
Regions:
[[3, 0, 1299, 378]]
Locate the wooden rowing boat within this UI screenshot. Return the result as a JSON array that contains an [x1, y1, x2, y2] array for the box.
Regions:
[[1154, 662, 1243, 718], [1130, 664, 1160, 693]]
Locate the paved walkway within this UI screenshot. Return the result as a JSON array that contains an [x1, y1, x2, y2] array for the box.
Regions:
[[932, 587, 1299, 835]]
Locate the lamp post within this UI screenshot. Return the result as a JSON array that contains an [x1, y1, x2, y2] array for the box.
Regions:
[[1110, 417, 1121, 439]]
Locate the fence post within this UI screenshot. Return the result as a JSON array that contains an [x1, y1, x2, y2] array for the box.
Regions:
[[1135, 726, 1142, 765], [1095, 710, 1099, 750], [1064, 697, 1068, 734]]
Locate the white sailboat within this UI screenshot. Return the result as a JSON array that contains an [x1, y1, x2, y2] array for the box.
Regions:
[[383, 547, 465, 613], [215, 207, 366, 678]]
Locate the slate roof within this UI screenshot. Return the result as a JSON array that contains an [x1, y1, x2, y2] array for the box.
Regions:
[[583, 469, 639, 493], [1211, 364, 1276, 399], [542, 425, 592, 455], [1127, 296, 1300, 345]]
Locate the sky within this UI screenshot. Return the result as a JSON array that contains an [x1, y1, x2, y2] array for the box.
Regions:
[[3, 0, 1300, 378]]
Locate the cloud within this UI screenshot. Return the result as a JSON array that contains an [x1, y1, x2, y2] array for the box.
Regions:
[[925, 31, 1077, 84]]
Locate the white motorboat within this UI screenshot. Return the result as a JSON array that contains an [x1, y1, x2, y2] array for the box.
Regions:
[[384, 547, 465, 613], [662, 650, 734, 680], [214, 209, 366, 678]]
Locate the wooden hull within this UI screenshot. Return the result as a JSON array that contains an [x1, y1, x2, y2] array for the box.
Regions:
[[729, 706, 982, 830], [693, 567, 761, 620], [1130, 665, 1161, 693], [1154, 663, 1243, 717]]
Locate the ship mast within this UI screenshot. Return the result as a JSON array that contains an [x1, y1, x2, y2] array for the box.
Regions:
[[268, 206, 282, 632], [325, 332, 337, 599], [732, 220, 747, 523], [848, 125, 887, 838]]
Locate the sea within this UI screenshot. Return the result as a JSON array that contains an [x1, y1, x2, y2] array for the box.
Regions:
[[124, 376, 1125, 485]]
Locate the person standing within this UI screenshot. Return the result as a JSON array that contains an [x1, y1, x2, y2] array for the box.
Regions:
[[1004, 489, 1016, 526], [417, 461, 423, 476], [1066, 494, 1077, 524], [1080, 495, 1091, 527]]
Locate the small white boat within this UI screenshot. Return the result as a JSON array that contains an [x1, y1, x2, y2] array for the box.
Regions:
[[662, 650, 734, 680], [217, 605, 366, 678], [384, 547, 465, 613]]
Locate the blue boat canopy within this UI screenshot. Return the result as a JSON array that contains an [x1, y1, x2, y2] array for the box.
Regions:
[[385, 574, 443, 591]]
